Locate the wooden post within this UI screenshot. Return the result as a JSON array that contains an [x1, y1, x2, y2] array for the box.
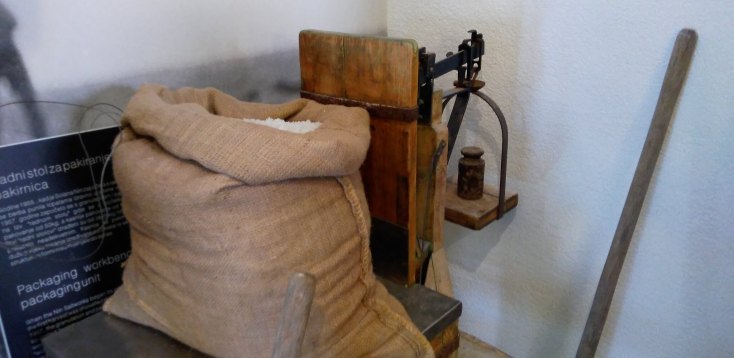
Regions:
[[272, 273, 316, 358], [300, 30, 421, 285], [421, 90, 453, 297], [576, 29, 697, 357]]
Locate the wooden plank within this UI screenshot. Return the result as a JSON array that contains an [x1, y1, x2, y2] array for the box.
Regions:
[[426, 248, 453, 297], [361, 117, 417, 284], [299, 30, 345, 98], [445, 181, 519, 230], [576, 29, 697, 358], [300, 30, 419, 285], [416, 91, 447, 245], [361, 118, 416, 226], [343, 36, 419, 108], [430, 321, 460, 358], [430, 90, 447, 252], [459, 331, 511, 358], [272, 273, 316, 358], [418, 91, 454, 296]]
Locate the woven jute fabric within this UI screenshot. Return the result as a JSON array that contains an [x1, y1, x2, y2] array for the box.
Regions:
[[103, 85, 433, 358]]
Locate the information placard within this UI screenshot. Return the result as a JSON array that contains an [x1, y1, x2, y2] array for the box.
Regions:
[[0, 127, 130, 357]]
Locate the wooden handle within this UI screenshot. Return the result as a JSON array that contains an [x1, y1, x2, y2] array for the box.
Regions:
[[576, 29, 697, 358], [272, 272, 316, 358]]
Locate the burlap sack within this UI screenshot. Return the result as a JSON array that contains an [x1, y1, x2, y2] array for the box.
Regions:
[[103, 85, 433, 358]]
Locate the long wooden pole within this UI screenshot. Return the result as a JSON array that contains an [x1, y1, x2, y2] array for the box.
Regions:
[[576, 29, 697, 358], [272, 272, 316, 358]]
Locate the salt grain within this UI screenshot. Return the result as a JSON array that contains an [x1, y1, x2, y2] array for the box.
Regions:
[[242, 117, 320, 134]]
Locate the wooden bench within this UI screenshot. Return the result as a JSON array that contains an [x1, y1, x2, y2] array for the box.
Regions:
[[42, 279, 461, 357]]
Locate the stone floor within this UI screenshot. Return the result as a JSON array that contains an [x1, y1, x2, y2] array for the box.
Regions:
[[458, 331, 511, 357]]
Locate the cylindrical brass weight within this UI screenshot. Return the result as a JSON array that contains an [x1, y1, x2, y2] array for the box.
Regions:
[[457, 146, 485, 200]]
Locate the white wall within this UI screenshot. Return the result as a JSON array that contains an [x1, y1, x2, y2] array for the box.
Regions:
[[7, 1, 386, 91], [390, 1, 733, 357], [1, 1, 386, 144]]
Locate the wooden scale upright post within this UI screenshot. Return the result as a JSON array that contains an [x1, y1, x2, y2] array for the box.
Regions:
[[299, 30, 459, 357], [300, 29, 517, 290], [300, 30, 427, 286]]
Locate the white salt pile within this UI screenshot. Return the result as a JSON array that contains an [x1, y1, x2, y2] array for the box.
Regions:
[[242, 117, 320, 134]]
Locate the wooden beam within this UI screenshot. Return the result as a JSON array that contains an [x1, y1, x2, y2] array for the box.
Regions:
[[576, 29, 697, 358], [300, 30, 420, 285]]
